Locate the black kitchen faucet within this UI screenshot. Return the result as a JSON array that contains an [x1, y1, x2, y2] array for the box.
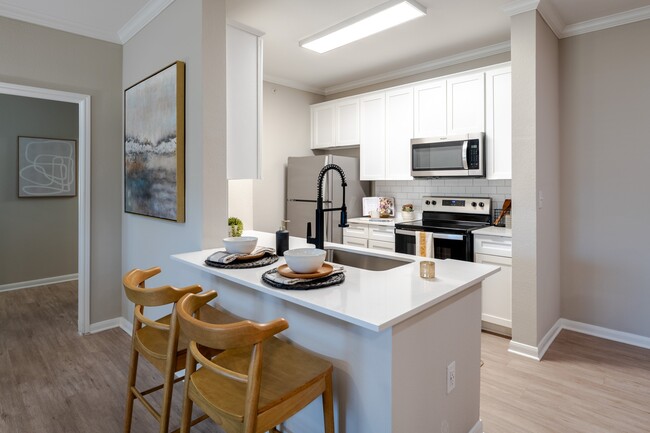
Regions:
[[306, 163, 348, 250]]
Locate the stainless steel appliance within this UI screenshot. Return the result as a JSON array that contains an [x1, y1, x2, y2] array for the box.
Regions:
[[411, 132, 485, 178], [394, 196, 491, 260], [287, 155, 368, 244]]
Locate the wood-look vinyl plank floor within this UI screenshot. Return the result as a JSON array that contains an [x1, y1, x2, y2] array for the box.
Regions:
[[0, 282, 224, 433], [480, 331, 650, 433], [2, 282, 649, 432]]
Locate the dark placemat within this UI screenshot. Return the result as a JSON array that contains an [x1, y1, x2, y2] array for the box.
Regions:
[[261, 268, 345, 290], [205, 253, 278, 269]]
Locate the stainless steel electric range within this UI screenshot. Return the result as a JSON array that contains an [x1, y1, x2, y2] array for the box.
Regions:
[[394, 196, 492, 261]]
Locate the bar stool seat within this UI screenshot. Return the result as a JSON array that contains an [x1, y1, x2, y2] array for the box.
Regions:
[[177, 291, 335, 433]]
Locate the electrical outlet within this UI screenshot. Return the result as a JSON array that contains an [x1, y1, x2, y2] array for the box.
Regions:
[[447, 361, 456, 394]]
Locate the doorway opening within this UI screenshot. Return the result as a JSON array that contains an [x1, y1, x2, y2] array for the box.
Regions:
[[0, 81, 91, 334]]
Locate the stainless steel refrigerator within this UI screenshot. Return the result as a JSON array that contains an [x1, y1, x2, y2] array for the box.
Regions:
[[287, 155, 369, 244]]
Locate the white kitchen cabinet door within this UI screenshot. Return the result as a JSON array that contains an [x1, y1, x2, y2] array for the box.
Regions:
[[413, 79, 447, 138], [343, 223, 369, 239], [359, 93, 386, 180], [368, 239, 395, 252], [369, 225, 395, 243], [227, 24, 263, 179], [475, 253, 512, 329], [485, 67, 512, 180], [446, 72, 485, 136], [336, 98, 360, 146], [311, 102, 335, 149], [344, 237, 368, 248], [385, 88, 414, 180]]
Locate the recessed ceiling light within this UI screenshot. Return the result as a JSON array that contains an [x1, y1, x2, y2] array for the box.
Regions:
[[299, 0, 427, 54]]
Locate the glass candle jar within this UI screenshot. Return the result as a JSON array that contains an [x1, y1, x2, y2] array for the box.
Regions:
[[420, 261, 436, 279]]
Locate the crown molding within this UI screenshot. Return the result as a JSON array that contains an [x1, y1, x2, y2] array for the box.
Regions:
[[0, 1, 119, 43], [263, 74, 326, 95], [561, 5, 650, 38], [323, 40, 511, 95], [118, 0, 175, 43], [536, 0, 564, 38], [502, 0, 539, 17]]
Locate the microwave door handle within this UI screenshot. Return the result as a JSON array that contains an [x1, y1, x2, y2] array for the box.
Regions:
[[461, 140, 469, 169]]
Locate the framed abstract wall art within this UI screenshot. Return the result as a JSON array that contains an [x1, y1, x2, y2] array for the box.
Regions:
[[18, 136, 77, 197], [124, 61, 185, 222]]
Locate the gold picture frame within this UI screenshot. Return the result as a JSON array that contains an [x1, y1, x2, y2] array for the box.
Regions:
[[124, 61, 185, 222]]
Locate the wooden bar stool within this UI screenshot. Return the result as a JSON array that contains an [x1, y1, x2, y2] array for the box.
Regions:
[[122, 267, 238, 433], [176, 291, 335, 433]]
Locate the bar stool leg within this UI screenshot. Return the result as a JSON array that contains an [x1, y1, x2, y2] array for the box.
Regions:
[[323, 372, 335, 433], [124, 345, 139, 433]]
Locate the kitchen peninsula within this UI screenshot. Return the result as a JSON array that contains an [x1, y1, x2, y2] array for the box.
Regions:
[[172, 231, 499, 433]]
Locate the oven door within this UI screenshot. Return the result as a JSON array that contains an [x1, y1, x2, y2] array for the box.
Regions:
[[394, 229, 472, 261]]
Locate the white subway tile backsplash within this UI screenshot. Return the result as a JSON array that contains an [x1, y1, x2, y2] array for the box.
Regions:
[[373, 177, 511, 213]]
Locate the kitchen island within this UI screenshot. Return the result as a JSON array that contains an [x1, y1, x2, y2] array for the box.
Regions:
[[172, 231, 499, 433]]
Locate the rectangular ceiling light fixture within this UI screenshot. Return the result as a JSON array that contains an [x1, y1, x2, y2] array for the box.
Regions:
[[299, 0, 427, 54]]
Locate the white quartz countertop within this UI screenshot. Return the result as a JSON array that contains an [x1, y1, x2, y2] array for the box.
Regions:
[[172, 230, 499, 332], [473, 226, 512, 238], [348, 214, 420, 226]]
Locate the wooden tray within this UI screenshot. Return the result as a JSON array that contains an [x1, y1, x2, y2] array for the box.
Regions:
[[277, 263, 333, 279]]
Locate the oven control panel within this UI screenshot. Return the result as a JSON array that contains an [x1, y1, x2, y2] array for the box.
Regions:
[[422, 196, 491, 215]]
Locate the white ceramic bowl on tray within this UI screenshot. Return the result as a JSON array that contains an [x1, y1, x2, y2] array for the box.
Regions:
[[223, 236, 258, 254], [283, 248, 326, 274]]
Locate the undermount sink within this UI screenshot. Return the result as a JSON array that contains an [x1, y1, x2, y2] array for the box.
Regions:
[[324, 247, 413, 271]]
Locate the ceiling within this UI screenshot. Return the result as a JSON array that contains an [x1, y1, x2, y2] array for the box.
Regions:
[[1, 0, 649, 94]]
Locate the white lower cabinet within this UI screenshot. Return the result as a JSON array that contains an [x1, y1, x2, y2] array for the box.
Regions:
[[474, 232, 512, 335], [344, 222, 395, 252]]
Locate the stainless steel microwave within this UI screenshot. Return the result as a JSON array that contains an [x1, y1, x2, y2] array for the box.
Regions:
[[411, 132, 485, 178]]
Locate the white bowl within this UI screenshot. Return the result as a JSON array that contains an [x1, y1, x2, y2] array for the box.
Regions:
[[223, 236, 258, 254], [283, 248, 326, 274]]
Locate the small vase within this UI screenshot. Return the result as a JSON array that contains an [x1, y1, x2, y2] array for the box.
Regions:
[[401, 211, 414, 220]]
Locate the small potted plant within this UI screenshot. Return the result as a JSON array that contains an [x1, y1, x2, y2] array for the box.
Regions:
[[401, 204, 414, 220], [227, 217, 244, 237]]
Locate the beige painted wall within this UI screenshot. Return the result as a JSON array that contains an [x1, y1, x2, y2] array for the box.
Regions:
[[122, 0, 228, 321], [534, 13, 561, 342], [0, 17, 123, 323], [326, 52, 510, 100], [510, 11, 539, 347], [0, 95, 78, 285], [560, 19, 650, 337], [250, 82, 323, 233]]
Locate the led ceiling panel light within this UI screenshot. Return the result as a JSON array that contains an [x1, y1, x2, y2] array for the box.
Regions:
[[299, 0, 427, 54]]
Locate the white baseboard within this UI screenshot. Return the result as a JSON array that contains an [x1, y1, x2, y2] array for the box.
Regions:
[[119, 317, 133, 336], [0, 273, 78, 293], [469, 419, 484, 433], [88, 316, 133, 335], [508, 318, 650, 361], [560, 318, 650, 350]]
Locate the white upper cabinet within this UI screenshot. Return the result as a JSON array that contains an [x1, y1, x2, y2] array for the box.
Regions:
[[413, 79, 446, 138], [227, 23, 263, 180], [311, 103, 335, 149], [385, 87, 414, 180], [359, 93, 386, 180], [485, 67, 512, 179], [335, 98, 360, 146], [447, 72, 485, 136], [311, 97, 360, 149]]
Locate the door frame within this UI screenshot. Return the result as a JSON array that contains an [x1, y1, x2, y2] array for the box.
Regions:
[[0, 81, 91, 334]]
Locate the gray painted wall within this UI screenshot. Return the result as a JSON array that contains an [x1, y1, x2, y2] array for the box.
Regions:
[[560, 19, 650, 338], [121, 0, 229, 320], [0, 17, 123, 323], [0, 95, 78, 285], [253, 82, 324, 233]]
